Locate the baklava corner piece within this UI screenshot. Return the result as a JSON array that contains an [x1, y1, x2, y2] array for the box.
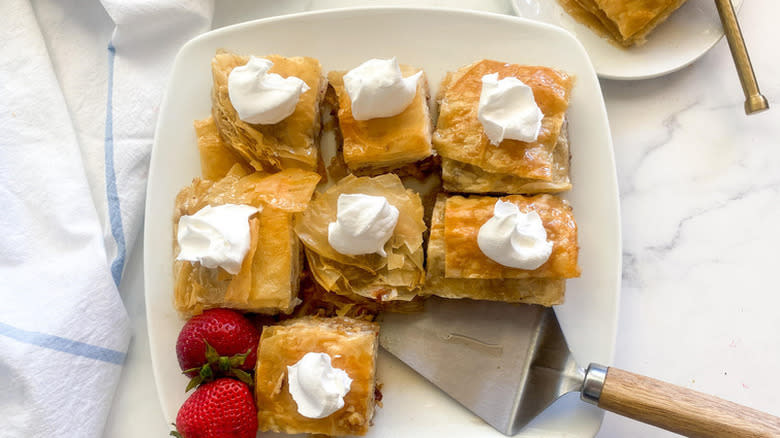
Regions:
[[211, 51, 326, 172]]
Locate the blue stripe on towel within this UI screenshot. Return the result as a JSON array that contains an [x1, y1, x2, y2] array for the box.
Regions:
[[0, 322, 126, 365], [105, 43, 126, 287]]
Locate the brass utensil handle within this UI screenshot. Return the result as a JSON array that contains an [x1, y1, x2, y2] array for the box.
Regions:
[[587, 366, 780, 437], [714, 0, 769, 114]]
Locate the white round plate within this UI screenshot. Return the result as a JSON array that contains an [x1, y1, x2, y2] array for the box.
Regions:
[[145, 7, 621, 438], [512, 0, 743, 80]]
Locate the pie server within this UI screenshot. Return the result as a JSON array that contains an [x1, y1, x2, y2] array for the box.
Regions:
[[379, 297, 780, 437]]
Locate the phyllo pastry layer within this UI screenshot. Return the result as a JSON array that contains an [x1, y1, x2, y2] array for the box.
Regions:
[[441, 119, 572, 194], [294, 174, 426, 301], [255, 316, 379, 436], [211, 51, 326, 172], [173, 165, 320, 316], [194, 115, 250, 180]]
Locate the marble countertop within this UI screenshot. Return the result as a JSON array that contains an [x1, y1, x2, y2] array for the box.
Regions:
[[104, 1, 780, 436]]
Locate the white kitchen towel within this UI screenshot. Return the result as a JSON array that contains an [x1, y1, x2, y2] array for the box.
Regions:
[[0, 0, 212, 436]]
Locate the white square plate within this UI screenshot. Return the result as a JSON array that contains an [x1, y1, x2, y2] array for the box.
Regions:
[[144, 7, 622, 437]]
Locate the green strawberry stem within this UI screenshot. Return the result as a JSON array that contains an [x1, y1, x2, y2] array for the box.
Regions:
[[182, 340, 254, 392], [169, 423, 182, 438], [218, 356, 231, 373], [230, 368, 254, 386]]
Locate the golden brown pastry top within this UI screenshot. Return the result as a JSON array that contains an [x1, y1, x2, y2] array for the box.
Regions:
[[558, 0, 688, 46], [173, 165, 321, 219], [434, 60, 573, 181], [443, 195, 580, 280], [596, 0, 680, 39]]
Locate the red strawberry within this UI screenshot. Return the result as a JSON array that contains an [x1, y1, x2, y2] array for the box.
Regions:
[[171, 378, 258, 438], [176, 309, 260, 390]]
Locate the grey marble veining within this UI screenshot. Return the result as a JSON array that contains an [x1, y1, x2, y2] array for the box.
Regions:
[[601, 2, 780, 435]]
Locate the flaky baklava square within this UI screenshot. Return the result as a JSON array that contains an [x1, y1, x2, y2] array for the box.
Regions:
[[294, 174, 426, 301], [434, 60, 574, 194], [211, 51, 326, 172], [423, 194, 579, 306], [328, 64, 433, 173], [173, 166, 320, 316]]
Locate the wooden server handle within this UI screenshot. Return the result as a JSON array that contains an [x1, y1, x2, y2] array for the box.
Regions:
[[588, 366, 780, 437]]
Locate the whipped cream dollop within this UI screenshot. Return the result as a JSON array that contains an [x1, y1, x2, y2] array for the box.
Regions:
[[288, 352, 353, 419], [228, 56, 310, 124], [477, 73, 543, 145], [343, 58, 422, 120], [477, 200, 552, 270], [327, 194, 399, 257], [176, 204, 259, 275]]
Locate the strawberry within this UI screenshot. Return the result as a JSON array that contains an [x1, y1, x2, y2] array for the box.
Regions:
[[176, 309, 260, 390], [171, 378, 258, 438]]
